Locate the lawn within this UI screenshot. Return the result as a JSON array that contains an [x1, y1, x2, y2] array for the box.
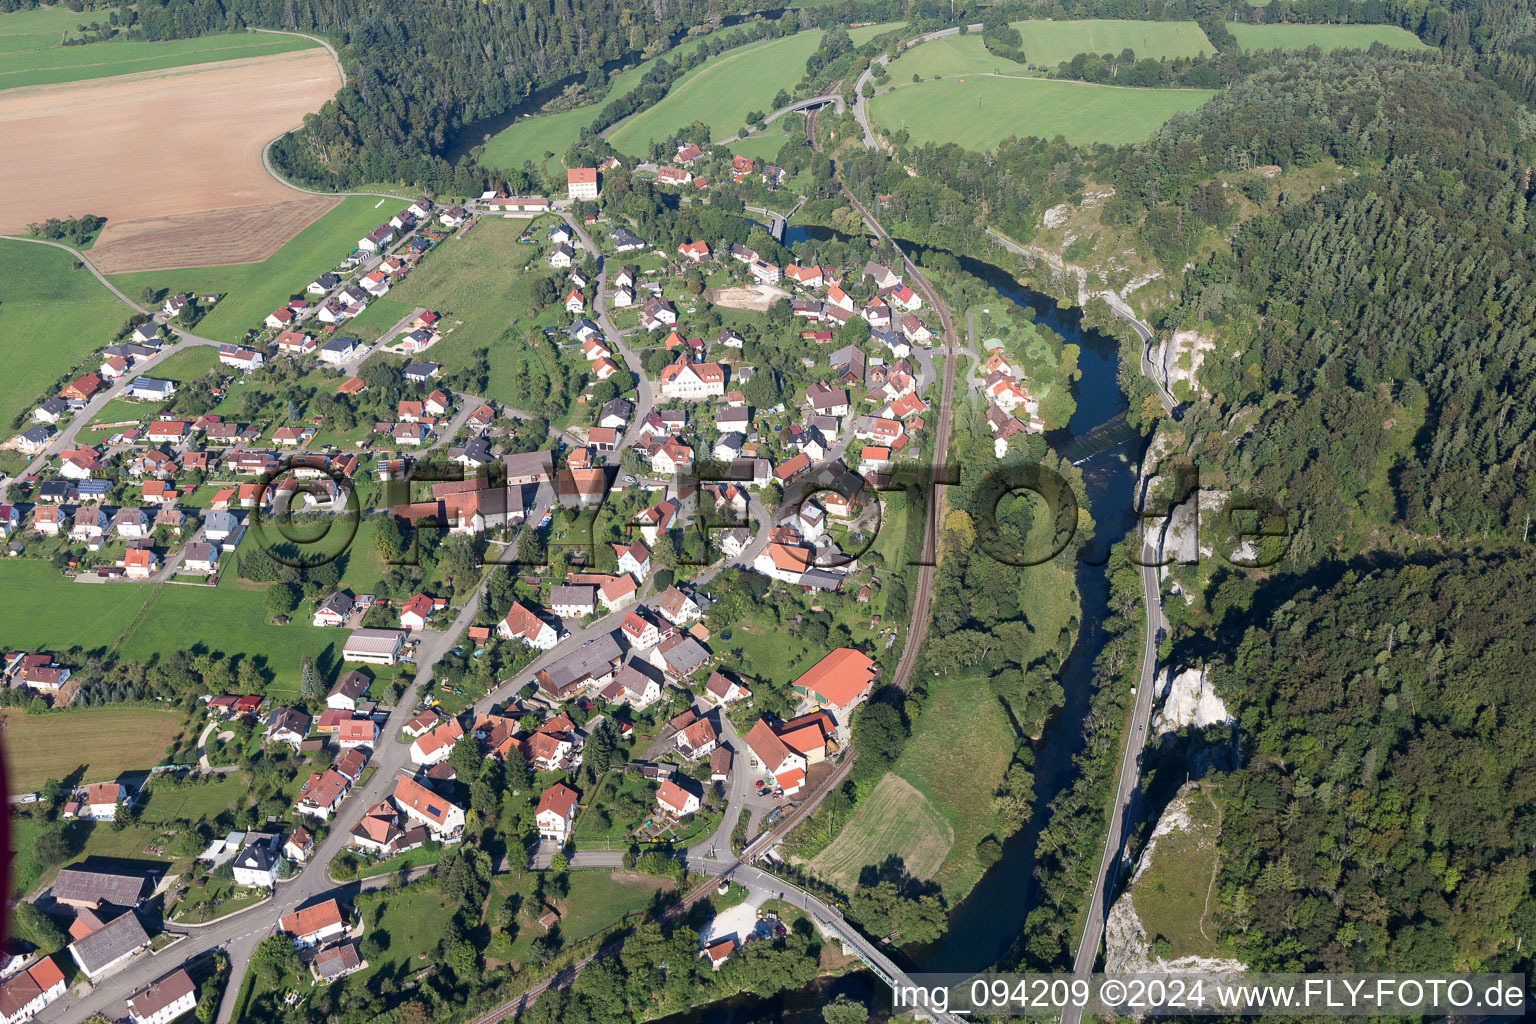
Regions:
[[119, 551, 350, 695], [872, 76, 1215, 149], [0, 706, 185, 791], [168, 877, 268, 924], [354, 885, 463, 983], [0, 17, 318, 91], [727, 133, 795, 162], [0, 238, 129, 429], [1227, 22, 1432, 52], [0, 543, 349, 695], [151, 345, 221, 382], [809, 773, 954, 888], [490, 869, 667, 967], [572, 770, 654, 844], [608, 31, 828, 152], [106, 196, 388, 343], [1126, 785, 1225, 958], [137, 772, 252, 825]]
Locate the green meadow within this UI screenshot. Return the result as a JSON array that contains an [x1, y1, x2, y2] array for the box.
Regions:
[[608, 31, 827, 152], [107, 196, 389, 343], [0, 6, 317, 91], [0, 239, 127, 428], [873, 75, 1215, 149], [1227, 22, 1432, 52]]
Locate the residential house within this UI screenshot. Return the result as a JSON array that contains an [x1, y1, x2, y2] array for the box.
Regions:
[[68, 911, 150, 981], [656, 778, 701, 818], [0, 957, 66, 1024], [533, 632, 623, 699], [792, 647, 876, 711], [498, 601, 559, 650], [294, 769, 351, 820], [393, 775, 465, 837], [705, 670, 751, 704], [675, 716, 717, 760], [231, 834, 283, 888], [659, 358, 726, 400], [549, 585, 598, 619], [265, 707, 311, 748], [312, 591, 354, 627], [536, 782, 579, 843], [621, 608, 663, 650], [278, 899, 347, 948], [567, 166, 599, 200], [410, 716, 465, 765]]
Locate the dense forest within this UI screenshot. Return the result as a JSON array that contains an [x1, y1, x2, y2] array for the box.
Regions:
[[1212, 556, 1536, 971]]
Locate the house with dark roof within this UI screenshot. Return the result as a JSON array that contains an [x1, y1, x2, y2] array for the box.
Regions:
[[51, 868, 146, 909], [68, 909, 150, 979]]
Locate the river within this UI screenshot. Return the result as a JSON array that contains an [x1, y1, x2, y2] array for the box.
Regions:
[[655, 226, 1149, 1019]]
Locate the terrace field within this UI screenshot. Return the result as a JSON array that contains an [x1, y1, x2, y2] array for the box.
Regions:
[[1, 706, 185, 791], [0, 238, 126, 430], [1227, 22, 1432, 52], [872, 75, 1215, 149]]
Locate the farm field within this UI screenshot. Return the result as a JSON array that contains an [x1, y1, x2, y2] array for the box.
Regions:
[[0, 15, 319, 91], [608, 31, 827, 152], [872, 76, 1215, 149], [1227, 22, 1432, 51], [0, 47, 342, 267], [0, 239, 127, 430], [107, 196, 387, 342], [808, 774, 954, 887], [0, 706, 185, 791], [886, 20, 1211, 81]]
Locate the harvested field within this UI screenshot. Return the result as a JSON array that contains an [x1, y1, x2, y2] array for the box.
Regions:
[[808, 774, 954, 887], [1, 706, 184, 791], [0, 48, 341, 269], [89, 197, 340, 273], [709, 283, 790, 311]]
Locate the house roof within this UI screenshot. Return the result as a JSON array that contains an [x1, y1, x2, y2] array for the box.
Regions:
[[297, 769, 350, 809], [279, 898, 344, 939], [328, 669, 371, 703], [502, 601, 551, 642], [793, 648, 876, 707], [744, 718, 796, 772], [679, 717, 717, 751], [394, 775, 462, 829], [656, 778, 697, 814], [537, 782, 578, 820], [312, 942, 361, 980], [68, 909, 149, 974], [52, 868, 146, 907]]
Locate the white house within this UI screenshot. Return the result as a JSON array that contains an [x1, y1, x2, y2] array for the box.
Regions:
[[536, 782, 578, 844], [498, 601, 560, 649], [231, 834, 283, 888], [126, 970, 197, 1024], [659, 359, 726, 400]]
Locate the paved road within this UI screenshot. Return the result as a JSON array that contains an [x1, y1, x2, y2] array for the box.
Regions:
[[717, 93, 843, 145], [852, 25, 981, 151]]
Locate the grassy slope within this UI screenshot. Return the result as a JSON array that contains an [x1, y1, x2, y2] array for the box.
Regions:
[[873, 76, 1214, 149], [479, 25, 746, 172], [1, 706, 184, 790], [0, 239, 129, 428], [727, 134, 796, 162], [608, 31, 827, 152], [1227, 22, 1432, 51], [0, 29, 316, 90], [1126, 785, 1225, 957], [107, 196, 389, 343], [809, 774, 953, 886], [887, 20, 1211, 80], [0, 559, 155, 653]]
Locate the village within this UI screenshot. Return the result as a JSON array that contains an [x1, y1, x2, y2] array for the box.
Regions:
[[3, 142, 1048, 1023]]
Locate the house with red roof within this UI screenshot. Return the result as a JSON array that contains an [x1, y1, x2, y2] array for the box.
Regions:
[[536, 782, 579, 843]]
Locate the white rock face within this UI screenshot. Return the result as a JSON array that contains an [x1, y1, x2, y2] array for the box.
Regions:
[[1043, 203, 1073, 229], [1153, 329, 1218, 396], [1152, 665, 1233, 737]]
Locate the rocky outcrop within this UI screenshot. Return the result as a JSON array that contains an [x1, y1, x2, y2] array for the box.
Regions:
[[1151, 328, 1218, 397], [1104, 786, 1248, 977], [1152, 664, 1232, 738]]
